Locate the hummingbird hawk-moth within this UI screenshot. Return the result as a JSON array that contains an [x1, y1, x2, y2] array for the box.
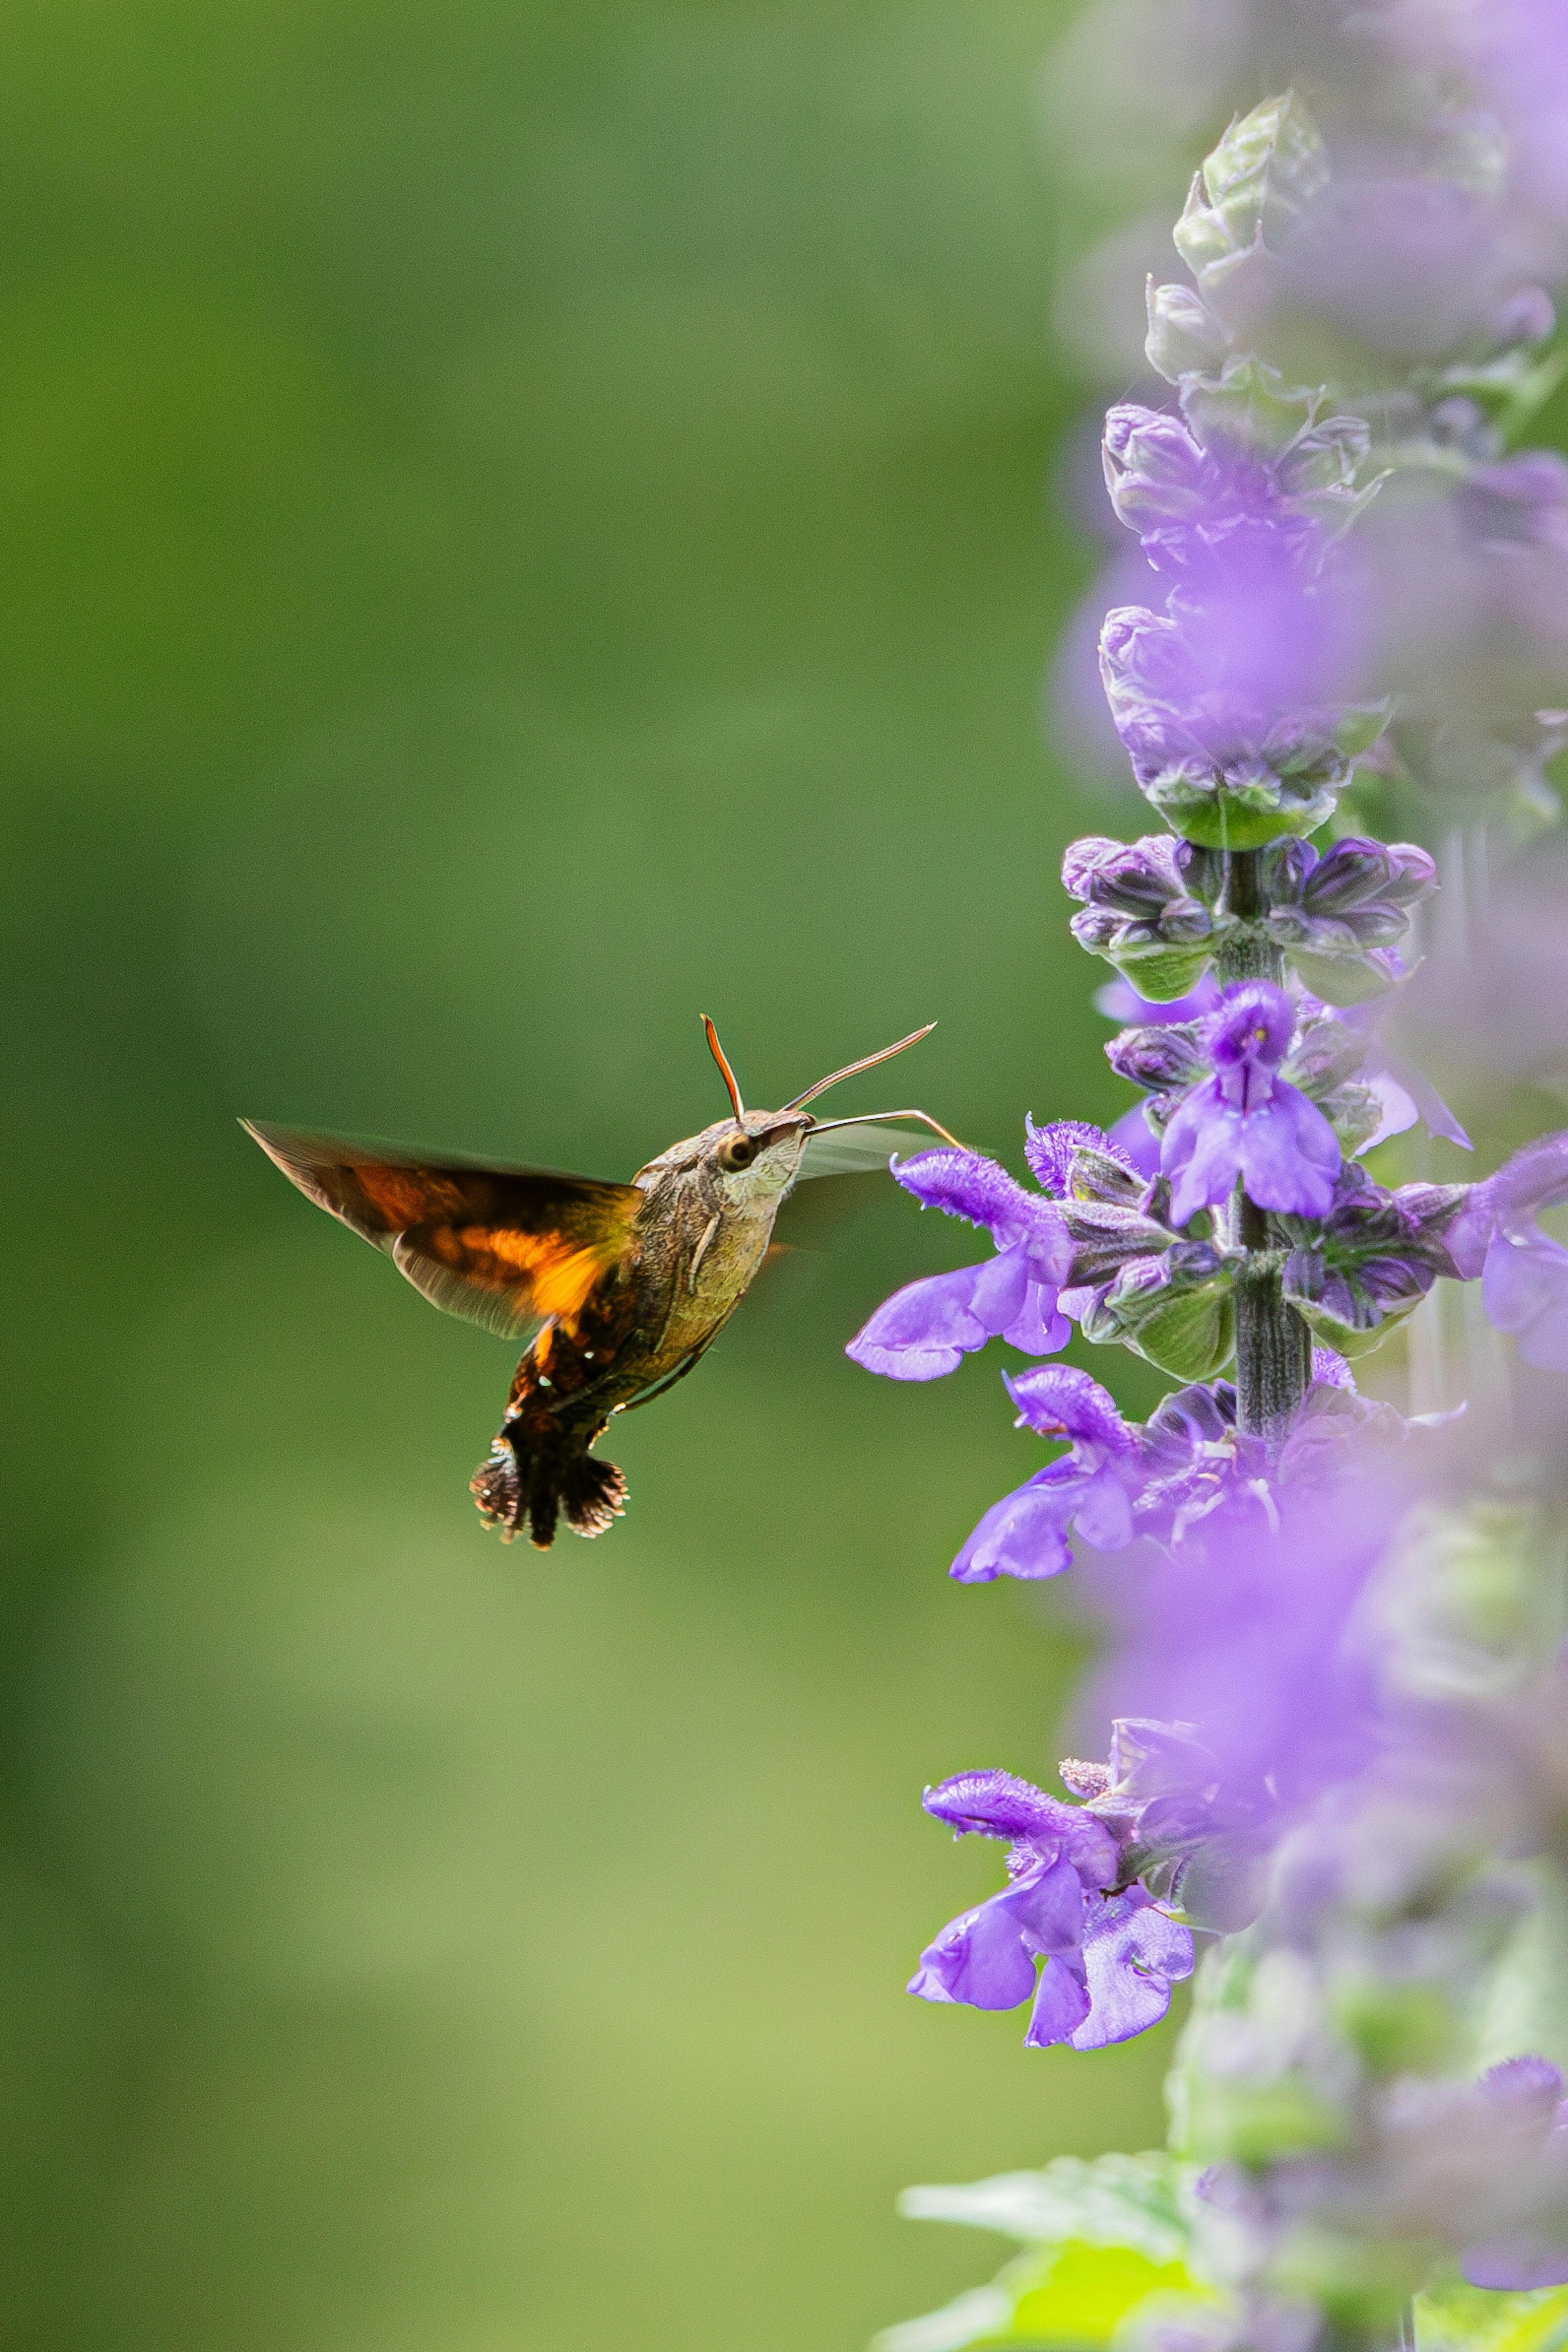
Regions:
[[243, 1020, 957, 1549]]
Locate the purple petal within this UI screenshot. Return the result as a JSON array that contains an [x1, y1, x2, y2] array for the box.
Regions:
[[844, 1263, 994, 1380], [893, 1143, 1044, 1251], [1072, 1465, 1136, 1552], [1002, 1855, 1087, 1956], [907, 1896, 1039, 2010], [1463, 2244, 1568, 2292], [905, 1860, 1083, 2013], [1162, 1080, 1244, 1225], [1069, 1892, 1194, 2051], [1235, 1081, 1342, 1219], [1025, 1118, 1118, 1197], [1004, 1364, 1136, 1454], [1479, 2056, 1566, 2116], [1365, 1040, 1472, 1150], [922, 1769, 1074, 1845], [1023, 1952, 1092, 2048], [1107, 1102, 1163, 1177], [1205, 981, 1296, 1077], [1483, 1227, 1568, 1370], [950, 1473, 1079, 1584], [921, 1772, 1118, 1890], [1001, 1280, 1072, 1358], [967, 1243, 1031, 1335], [1451, 1134, 1568, 1274]]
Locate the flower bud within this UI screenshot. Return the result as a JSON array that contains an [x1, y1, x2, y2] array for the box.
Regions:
[[1061, 833, 1185, 918], [1272, 415, 1371, 498], [1064, 833, 1219, 998], [1182, 358, 1323, 462], [1082, 1246, 1235, 1382], [1145, 277, 1230, 385], [1102, 408, 1209, 534], [1106, 1023, 1209, 1094], [1494, 287, 1557, 347]]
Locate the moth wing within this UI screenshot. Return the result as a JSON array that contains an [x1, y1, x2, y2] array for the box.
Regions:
[[242, 1120, 642, 1341], [795, 1123, 918, 1179]]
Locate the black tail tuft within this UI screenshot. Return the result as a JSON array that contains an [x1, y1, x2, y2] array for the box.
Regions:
[[471, 1432, 626, 1550], [561, 1452, 628, 1538]]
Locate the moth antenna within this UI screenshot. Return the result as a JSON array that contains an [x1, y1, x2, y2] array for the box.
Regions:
[[701, 1014, 747, 1128], [780, 1022, 936, 1114], [807, 1107, 965, 1149]]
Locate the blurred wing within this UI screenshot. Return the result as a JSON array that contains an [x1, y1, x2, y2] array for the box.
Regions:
[[797, 1123, 919, 1178], [242, 1120, 642, 1342]]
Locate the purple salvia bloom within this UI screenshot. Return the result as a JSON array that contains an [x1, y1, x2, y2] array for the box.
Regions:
[[1161, 981, 1341, 1224], [845, 1148, 1072, 1381], [1462, 2060, 1568, 2291], [950, 1368, 1138, 1584], [1446, 1131, 1568, 1371], [909, 1767, 1187, 2052], [1073, 1469, 1409, 1828]]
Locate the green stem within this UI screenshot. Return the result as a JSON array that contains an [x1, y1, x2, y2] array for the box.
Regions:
[[1214, 846, 1285, 985], [1206, 849, 1312, 1443], [1232, 1187, 1312, 1448]]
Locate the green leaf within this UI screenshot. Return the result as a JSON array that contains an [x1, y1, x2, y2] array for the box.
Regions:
[[898, 2154, 1193, 2263], [1102, 936, 1216, 1002], [1416, 2278, 1568, 2352], [875, 2242, 1199, 2352]]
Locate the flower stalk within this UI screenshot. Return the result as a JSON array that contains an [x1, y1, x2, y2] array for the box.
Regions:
[[857, 67, 1568, 2352]]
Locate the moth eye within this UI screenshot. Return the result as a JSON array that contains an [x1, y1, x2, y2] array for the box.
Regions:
[[717, 1132, 757, 1171]]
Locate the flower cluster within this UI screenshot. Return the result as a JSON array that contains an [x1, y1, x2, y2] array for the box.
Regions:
[[863, 56, 1568, 2352], [908, 1766, 1194, 2051], [1063, 831, 1436, 1006]]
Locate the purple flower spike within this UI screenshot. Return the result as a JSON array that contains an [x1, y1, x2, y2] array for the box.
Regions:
[[845, 1149, 1073, 1381], [951, 1368, 1138, 1583], [1161, 980, 1341, 1225]]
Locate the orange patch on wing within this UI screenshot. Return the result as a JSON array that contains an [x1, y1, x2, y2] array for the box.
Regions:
[[454, 1225, 612, 1321], [356, 1166, 461, 1228]]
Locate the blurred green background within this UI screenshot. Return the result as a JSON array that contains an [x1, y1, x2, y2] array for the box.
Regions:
[[0, 4, 1207, 2346]]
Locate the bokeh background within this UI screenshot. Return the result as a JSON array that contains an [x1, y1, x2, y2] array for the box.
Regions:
[[4, 5, 1523, 2348]]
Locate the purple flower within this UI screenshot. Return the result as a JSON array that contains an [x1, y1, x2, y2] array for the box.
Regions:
[[950, 1367, 1138, 1584], [845, 1149, 1072, 1381], [1022, 1118, 1143, 1201], [1446, 1132, 1568, 1371], [1072, 1467, 1408, 1830], [1097, 562, 1379, 850], [1101, 395, 1364, 589], [1161, 981, 1341, 1225], [1095, 975, 1225, 1027], [908, 1767, 1192, 2051], [1462, 2060, 1568, 2291]]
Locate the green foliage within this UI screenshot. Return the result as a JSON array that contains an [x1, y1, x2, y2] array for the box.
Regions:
[[1417, 2278, 1568, 2352], [878, 2156, 1204, 2352]]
